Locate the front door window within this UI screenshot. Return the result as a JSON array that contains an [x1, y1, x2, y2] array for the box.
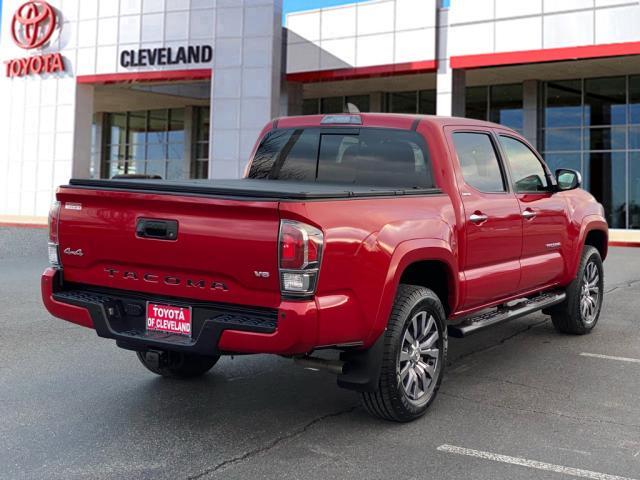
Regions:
[[498, 135, 549, 193]]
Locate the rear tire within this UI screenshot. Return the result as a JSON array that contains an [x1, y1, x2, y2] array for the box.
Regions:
[[551, 245, 604, 335], [137, 350, 219, 379], [361, 285, 447, 422]]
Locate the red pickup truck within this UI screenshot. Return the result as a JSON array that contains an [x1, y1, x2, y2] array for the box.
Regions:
[[42, 113, 608, 422]]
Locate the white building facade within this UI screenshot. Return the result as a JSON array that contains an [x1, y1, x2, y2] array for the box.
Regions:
[[2, 0, 640, 238]]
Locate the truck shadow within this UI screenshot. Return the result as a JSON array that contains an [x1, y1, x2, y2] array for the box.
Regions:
[[98, 314, 561, 433]]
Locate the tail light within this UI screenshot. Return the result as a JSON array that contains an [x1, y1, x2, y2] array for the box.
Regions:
[[279, 220, 323, 298], [48, 201, 61, 268]]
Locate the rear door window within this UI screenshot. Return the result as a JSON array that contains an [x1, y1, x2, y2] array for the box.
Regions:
[[248, 128, 434, 188], [452, 132, 506, 193]]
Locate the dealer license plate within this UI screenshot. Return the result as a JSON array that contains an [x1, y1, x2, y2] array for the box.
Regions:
[[146, 302, 192, 337]]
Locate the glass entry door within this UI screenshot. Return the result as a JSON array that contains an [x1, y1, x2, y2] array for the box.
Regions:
[[101, 109, 186, 180]]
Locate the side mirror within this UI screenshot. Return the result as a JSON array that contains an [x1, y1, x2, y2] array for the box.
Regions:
[[555, 168, 581, 191]]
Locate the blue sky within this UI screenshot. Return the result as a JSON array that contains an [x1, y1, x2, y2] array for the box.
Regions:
[[283, 0, 370, 16]]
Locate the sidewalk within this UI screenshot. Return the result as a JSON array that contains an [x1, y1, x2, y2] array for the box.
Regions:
[[0, 215, 47, 228]]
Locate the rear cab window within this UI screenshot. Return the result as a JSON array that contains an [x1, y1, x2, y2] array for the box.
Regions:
[[248, 127, 435, 189]]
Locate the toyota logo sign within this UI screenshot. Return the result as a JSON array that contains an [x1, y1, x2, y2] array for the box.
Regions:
[[11, 1, 57, 50], [4, 1, 65, 77]]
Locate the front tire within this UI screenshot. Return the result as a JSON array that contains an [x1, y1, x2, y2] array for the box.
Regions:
[[361, 285, 447, 422], [137, 350, 219, 379], [551, 245, 604, 335]]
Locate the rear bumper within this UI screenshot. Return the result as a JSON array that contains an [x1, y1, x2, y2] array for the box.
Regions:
[[41, 268, 318, 356]]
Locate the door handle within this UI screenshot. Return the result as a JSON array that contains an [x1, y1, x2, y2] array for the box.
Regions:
[[469, 213, 488, 224], [522, 209, 537, 220]]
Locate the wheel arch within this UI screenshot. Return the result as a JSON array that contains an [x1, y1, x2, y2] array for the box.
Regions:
[[569, 217, 608, 281], [398, 260, 454, 317], [368, 239, 458, 346], [584, 228, 608, 260], [579, 217, 608, 260]]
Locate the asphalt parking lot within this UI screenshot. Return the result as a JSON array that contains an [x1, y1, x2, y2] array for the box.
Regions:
[[1, 227, 640, 480]]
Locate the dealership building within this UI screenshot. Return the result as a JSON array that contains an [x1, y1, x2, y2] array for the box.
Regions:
[[2, 0, 640, 240]]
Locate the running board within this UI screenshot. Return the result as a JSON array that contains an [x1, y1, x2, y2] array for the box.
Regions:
[[448, 291, 566, 338]]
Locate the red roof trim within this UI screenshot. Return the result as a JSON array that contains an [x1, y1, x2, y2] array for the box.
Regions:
[[76, 69, 212, 85], [286, 60, 437, 83], [450, 41, 640, 69]]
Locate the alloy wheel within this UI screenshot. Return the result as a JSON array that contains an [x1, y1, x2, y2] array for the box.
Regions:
[[398, 311, 440, 403], [580, 260, 601, 325]]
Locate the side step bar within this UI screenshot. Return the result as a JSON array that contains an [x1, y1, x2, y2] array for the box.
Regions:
[[448, 291, 566, 338]]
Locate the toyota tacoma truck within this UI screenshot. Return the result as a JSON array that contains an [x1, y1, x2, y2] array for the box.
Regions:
[[42, 113, 608, 422]]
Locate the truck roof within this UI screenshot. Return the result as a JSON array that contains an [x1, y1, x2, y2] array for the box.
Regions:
[[274, 113, 511, 132]]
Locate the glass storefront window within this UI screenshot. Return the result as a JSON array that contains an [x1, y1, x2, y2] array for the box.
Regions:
[[629, 126, 640, 149], [386, 90, 436, 114], [541, 76, 640, 229], [419, 90, 436, 115], [543, 128, 581, 152], [629, 76, 640, 124], [168, 108, 185, 143], [465, 84, 522, 131], [128, 143, 145, 175], [465, 86, 487, 121], [345, 95, 370, 113], [303, 96, 371, 115], [192, 106, 210, 179], [321, 97, 343, 114], [584, 77, 626, 126], [303, 92, 433, 116], [147, 109, 168, 143], [629, 153, 640, 229], [303, 99, 319, 115], [102, 109, 189, 180], [128, 112, 147, 145], [305, 91, 436, 116], [146, 159, 166, 178], [584, 127, 626, 151], [544, 153, 581, 176], [109, 113, 126, 145], [389, 91, 418, 113], [588, 152, 626, 228], [489, 84, 523, 130], [545, 80, 582, 128]]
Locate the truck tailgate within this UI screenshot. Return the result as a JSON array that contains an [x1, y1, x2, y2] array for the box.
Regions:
[[55, 187, 282, 308]]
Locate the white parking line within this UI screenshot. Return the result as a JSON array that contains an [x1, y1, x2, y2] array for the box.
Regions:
[[580, 353, 640, 364], [437, 444, 637, 480]]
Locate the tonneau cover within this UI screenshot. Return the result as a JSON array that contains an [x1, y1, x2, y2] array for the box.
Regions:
[[67, 178, 441, 200]]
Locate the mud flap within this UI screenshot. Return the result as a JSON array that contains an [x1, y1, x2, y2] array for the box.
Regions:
[[336, 334, 385, 392]]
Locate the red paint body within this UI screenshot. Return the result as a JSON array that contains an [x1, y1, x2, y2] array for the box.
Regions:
[[42, 114, 608, 355]]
